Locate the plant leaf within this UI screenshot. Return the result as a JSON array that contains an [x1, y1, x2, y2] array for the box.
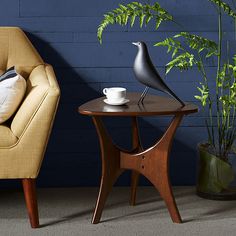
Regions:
[[97, 2, 173, 44], [209, 0, 236, 19]]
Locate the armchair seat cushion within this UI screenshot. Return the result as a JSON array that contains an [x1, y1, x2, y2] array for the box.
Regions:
[[0, 124, 18, 147]]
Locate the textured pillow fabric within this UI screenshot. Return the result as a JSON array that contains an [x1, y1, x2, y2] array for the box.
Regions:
[[0, 67, 18, 82], [0, 67, 26, 123]]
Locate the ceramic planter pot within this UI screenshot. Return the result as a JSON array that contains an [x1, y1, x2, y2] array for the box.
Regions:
[[196, 143, 236, 200]]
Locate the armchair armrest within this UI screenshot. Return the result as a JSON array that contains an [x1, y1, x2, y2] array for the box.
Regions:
[[0, 64, 60, 179], [11, 64, 60, 138]]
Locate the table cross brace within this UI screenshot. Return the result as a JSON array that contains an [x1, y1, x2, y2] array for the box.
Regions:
[[91, 115, 183, 224]]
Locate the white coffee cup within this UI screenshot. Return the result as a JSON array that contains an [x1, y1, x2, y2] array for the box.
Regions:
[[103, 87, 126, 103]]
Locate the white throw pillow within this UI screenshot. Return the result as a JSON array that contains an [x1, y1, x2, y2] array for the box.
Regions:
[[0, 68, 26, 123]]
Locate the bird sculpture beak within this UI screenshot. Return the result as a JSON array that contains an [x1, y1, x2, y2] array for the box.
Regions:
[[132, 42, 139, 46]]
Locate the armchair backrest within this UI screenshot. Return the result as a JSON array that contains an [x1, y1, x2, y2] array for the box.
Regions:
[[0, 27, 43, 77], [0, 27, 60, 139]]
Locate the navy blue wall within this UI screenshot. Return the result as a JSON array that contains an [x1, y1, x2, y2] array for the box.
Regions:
[[1, 0, 234, 187]]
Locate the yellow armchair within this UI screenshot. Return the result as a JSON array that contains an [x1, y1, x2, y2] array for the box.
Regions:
[[0, 27, 60, 228]]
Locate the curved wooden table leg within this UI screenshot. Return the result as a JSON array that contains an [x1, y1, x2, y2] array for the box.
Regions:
[[121, 115, 183, 223], [91, 116, 123, 224], [149, 115, 183, 223], [130, 117, 143, 206], [130, 171, 139, 206]]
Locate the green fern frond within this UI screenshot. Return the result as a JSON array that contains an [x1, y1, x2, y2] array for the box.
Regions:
[[174, 32, 218, 57], [97, 1, 173, 44], [154, 37, 184, 58], [154, 32, 217, 74], [233, 54, 236, 64], [209, 0, 236, 18], [164, 53, 195, 74]]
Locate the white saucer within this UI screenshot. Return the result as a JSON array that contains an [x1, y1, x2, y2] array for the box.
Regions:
[[103, 99, 129, 106]]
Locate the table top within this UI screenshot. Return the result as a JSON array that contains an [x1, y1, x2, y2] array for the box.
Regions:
[[79, 93, 198, 117]]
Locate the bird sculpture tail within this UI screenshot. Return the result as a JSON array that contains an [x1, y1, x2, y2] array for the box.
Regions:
[[166, 89, 185, 106]]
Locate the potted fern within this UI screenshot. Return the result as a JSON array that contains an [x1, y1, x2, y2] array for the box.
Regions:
[[97, 0, 236, 199]]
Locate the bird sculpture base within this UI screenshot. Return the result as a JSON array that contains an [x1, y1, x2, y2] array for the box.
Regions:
[[137, 86, 185, 107], [138, 87, 149, 105]]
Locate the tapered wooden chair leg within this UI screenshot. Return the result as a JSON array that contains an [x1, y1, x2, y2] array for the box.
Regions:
[[22, 179, 39, 228]]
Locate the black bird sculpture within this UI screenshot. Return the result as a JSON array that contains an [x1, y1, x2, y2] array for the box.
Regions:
[[132, 41, 185, 106]]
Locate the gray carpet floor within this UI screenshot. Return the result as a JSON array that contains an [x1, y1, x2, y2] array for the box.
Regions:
[[1, 187, 236, 236]]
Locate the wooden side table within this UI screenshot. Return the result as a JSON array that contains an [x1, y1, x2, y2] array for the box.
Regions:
[[79, 92, 198, 224]]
